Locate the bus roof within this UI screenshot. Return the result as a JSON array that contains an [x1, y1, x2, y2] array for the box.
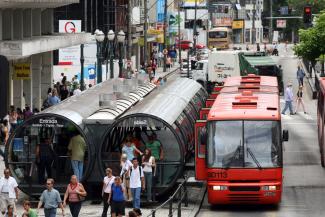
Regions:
[[220, 85, 279, 94], [223, 75, 278, 87], [208, 92, 280, 121]]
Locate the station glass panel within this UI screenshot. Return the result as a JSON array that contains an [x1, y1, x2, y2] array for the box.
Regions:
[[7, 116, 88, 186]]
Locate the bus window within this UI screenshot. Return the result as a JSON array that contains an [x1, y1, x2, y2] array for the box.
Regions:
[[209, 31, 227, 39]]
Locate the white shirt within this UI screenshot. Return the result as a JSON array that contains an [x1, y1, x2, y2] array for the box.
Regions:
[[130, 166, 144, 189], [0, 176, 18, 199], [103, 176, 115, 193], [120, 160, 133, 177], [73, 89, 82, 96], [143, 156, 154, 173]]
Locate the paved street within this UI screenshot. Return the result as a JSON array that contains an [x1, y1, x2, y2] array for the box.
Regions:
[[197, 46, 325, 217]]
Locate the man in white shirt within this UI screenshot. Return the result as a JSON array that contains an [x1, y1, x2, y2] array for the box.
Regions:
[[101, 168, 115, 217], [0, 169, 18, 215], [73, 85, 82, 96], [130, 158, 145, 209]]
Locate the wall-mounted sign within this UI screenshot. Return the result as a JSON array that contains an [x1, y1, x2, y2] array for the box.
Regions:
[[213, 17, 232, 27], [13, 63, 30, 80], [232, 20, 244, 29], [31, 118, 64, 128], [276, 20, 286, 28]]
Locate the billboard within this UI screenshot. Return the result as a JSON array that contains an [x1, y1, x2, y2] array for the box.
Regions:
[[59, 20, 82, 65], [168, 11, 185, 33]]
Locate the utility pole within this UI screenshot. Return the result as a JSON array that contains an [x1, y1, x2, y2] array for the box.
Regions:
[[127, 0, 132, 61], [193, 0, 197, 54], [252, 0, 256, 44], [144, 0, 148, 66], [269, 0, 273, 43], [163, 0, 168, 72], [84, 0, 87, 32], [178, 1, 182, 65]]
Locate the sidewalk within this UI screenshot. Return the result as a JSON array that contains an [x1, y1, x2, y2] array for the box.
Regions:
[[153, 63, 180, 79], [12, 184, 205, 217]]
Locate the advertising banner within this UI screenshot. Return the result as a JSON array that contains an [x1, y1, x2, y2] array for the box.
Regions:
[[13, 63, 30, 80]]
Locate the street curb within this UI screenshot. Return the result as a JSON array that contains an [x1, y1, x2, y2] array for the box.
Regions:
[[189, 183, 207, 217], [161, 67, 180, 79]]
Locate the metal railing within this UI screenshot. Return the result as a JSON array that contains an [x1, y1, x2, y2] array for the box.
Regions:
[[147, 176, 189, 217]]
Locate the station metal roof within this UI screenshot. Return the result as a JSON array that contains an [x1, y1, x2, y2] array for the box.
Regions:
[[41, 78, 156, 127], [119, 78, 203, 126]]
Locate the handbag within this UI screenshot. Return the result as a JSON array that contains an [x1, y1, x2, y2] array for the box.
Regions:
[[77, 183, 86, 201]]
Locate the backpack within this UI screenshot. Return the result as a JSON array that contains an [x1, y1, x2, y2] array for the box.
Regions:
[[130, 166, 142, 182]]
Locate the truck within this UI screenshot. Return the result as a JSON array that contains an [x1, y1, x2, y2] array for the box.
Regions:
[[191, 51, 283, 94]]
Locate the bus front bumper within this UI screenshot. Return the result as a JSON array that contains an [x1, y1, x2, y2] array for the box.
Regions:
[[207, 181, 282, 204]]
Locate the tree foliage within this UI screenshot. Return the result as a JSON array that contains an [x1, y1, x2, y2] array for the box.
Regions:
[[294, 12, 325, 62]]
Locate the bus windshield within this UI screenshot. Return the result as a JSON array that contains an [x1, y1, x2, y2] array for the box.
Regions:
[[209, 31, 227, 39], [207, 121, 281, 168]]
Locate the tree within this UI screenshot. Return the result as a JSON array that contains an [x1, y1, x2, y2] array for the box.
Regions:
[[294, 12, 325, 75]]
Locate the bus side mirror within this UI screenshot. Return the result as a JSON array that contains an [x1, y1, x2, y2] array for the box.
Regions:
[[282, 130, 289, 142]]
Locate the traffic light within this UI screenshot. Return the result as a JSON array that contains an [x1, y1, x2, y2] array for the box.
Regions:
[[303, 6, 312, 24]]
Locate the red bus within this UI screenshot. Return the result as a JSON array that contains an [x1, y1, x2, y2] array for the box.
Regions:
[[195, 76, 288, 204], [318, 78, 325, 166]]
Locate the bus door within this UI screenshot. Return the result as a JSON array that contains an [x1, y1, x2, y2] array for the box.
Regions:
[[195, 120, 207, 180]]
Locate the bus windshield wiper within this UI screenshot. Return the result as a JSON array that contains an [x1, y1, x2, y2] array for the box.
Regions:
[[223, 143, 242, 169], [246, 147, 262, 169]]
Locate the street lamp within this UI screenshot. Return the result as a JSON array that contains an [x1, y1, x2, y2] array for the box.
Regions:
[[117, 30, 126, 78], [107, 30, 115, 79], [95, 29, 105, 83], [187, 42, 193, 78]]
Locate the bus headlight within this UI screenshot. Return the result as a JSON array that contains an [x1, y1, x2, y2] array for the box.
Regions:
[[262, 185, 277, 191], [213, 186, 227, 191]]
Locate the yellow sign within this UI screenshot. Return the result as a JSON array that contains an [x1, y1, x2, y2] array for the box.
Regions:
[[156, 34, 164, 44], [147, 29, 162, 35], [232, 20, 244, 29], [14, 63, 31, 80]]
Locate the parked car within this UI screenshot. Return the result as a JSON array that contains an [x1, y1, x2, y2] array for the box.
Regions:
[[175, 41, 206, 50]]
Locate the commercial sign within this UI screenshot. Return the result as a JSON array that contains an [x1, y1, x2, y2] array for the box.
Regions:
[[59, 20, 82, 65], [13, 63, 30, 80], [168, 12, 185, 33], [213, 17, 232, 27], [182, 0, 206, 7], [276, 19, 286, 28], [232, 20, 244, 29]]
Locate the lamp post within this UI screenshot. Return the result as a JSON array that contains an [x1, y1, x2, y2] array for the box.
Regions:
[[117, 30, 126, 78], [80, 44, 85, 90], [95, 30, 105, 83], [107, 30, 115, 79], [187, 42, 193, 78]]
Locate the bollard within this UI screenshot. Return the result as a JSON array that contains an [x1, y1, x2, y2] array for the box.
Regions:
[[184, 185, 188, 207], [169, 196, 173, 217], [177, 200, 182, 217]]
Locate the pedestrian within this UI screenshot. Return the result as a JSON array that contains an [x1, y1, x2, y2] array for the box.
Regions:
[[130, 158, 145, 209], [281, 82, 294, 115], [108, 176, 125, 217], [8, 106, 18, 133], [4, 205, 16, 217], [294, 85, 307, 114], [60, 84, 69, 101], [133, 208, 142, 217], [0, 169, 19, 216], [37, 178, 65, 217], [101, 168, 115, 217], [120, 154, 133, 201], [36, 137, 54, 184], [73, 85, 82, 96], [296, 66, 305, 86], [63, 175, 87, 217], [23, 200, 37, 217], [68, 132, 87, 181], [47, 89, 61, 107], [1, 119, 9, 145], [142, 148, 155, 202], [151, 60, 157, 76], [23, 106, 33, 120], [256, 43, 260, 52], [158, 51, 164, 67], [122, 136, 143, 161], [128, 211, 137, 217]]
